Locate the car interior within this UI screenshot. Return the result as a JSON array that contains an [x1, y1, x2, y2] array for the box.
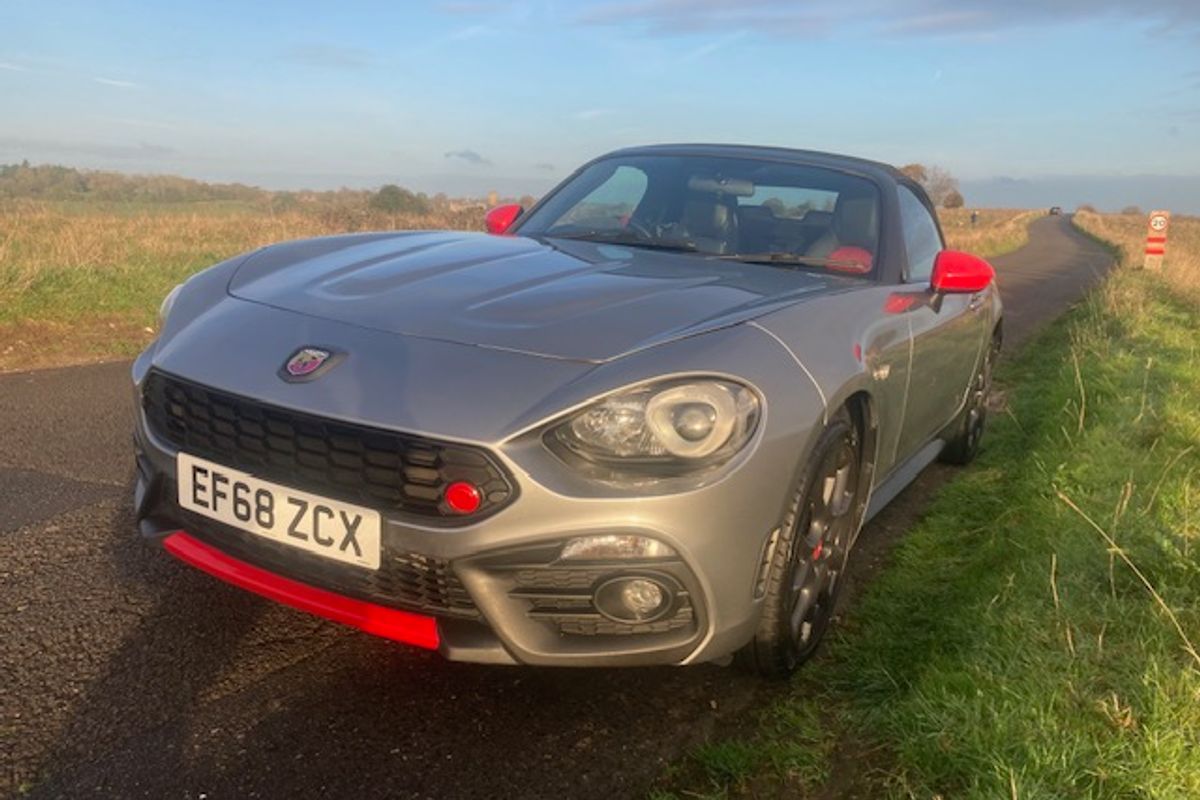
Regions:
[[675, 183, 879, 273], [655, 169, 880, 271], [533, 156, 882, 274]]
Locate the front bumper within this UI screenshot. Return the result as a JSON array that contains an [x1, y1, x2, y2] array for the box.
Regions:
[[134, 404, 729, 667], [132, 314, 823, 667]]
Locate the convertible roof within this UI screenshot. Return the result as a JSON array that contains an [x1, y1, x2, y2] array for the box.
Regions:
[[603, 143, 906, 184]]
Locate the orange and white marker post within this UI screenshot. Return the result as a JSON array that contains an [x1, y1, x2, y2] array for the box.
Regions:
[[1144, 210, 1170, 270]]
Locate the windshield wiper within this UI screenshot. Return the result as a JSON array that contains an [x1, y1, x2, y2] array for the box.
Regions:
[[546, 229, 700, 253], [715, 252, 865, 272]]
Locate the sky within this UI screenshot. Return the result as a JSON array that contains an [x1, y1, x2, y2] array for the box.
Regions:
[[2, 0, 1199, 210]]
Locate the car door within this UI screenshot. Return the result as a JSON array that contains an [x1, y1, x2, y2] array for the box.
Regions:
[[893, 185, 988, 461]]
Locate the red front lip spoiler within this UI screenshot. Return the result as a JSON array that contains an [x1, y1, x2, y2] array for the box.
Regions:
[[162, 531, 440, 650]]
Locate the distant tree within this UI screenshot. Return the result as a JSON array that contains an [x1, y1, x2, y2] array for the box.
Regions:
[[1077, 204, 1097, 213], [924, 166, 960, 207], [518, 194, 537, 208], [943, 189, 965, 209], [761, 197, 786, 216], [0, 161, 269, 203], [899, 162, 960, 207], [1121, 205, 1142, 216], [370, 184, 429, 214]]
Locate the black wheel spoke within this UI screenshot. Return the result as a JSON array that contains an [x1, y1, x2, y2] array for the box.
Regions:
[[785, 432, 860, 646]]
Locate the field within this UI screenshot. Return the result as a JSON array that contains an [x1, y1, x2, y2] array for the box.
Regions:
[[659, 214, 1200, 798], [940, 207, 1036, 258], [0, 201, 483, 371], [0, 201, 1033, 373]]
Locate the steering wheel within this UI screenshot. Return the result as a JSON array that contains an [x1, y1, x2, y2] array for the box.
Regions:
[[623, 218, 656, 240]]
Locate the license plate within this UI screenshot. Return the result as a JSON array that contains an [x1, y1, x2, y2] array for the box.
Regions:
[[176, 452, 381, 570]]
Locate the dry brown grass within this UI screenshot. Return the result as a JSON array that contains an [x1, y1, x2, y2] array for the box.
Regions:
[[939, 208, 1037, 259], [0, 200, 485, 371], [1072, 210, 1200, 303], [0, 200, 481, 301]]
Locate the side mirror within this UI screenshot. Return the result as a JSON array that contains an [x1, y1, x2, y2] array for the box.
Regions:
[[931, 250, 995, 294], [485, 204, 523, 235]]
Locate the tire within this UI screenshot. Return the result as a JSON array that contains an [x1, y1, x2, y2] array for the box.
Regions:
[[940, 330, 1001, 466], [736, 409, 864, 678]]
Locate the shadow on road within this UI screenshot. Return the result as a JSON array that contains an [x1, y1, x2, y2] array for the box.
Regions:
[[27, 501, 769, 799]]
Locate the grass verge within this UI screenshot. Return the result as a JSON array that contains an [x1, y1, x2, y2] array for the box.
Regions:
[[940, 208, 1037, 259], [657, 226, 1200, 798]]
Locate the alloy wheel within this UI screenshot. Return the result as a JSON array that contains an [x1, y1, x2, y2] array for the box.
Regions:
[[786, 434, 859, 662]]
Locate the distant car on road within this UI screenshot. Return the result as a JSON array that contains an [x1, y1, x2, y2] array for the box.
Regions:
[[1049, 206, 1062, 215], [134, 144, 1002, 676]]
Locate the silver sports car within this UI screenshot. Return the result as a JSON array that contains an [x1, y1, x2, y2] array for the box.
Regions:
[[133, 144, 1001, 676]]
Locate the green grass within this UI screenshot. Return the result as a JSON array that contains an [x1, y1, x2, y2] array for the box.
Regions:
[[659, 268, 1200, 798]]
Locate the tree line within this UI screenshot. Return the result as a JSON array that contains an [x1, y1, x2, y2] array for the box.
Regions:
[[0, 161, 463, 214]]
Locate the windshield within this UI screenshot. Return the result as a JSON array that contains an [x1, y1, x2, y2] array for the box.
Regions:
[[517, 154, 882, 278]]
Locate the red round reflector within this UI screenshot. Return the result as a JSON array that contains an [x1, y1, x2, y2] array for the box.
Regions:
[[444, 481, 482, 514]]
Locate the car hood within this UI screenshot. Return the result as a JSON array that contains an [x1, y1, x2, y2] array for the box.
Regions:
[[229, 232, 845, 363]]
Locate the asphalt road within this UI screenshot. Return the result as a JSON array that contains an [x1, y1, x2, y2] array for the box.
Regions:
[[1, 215, 1112, 799]]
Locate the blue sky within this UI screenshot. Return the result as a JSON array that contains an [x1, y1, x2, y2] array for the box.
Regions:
[[2, 0, 1199, 209]]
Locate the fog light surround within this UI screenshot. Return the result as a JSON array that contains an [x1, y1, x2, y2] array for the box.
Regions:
[[593, 575, 674, 623]]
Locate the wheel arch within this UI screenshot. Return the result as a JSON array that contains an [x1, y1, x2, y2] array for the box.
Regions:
[[841, 389, 879, 517], [823, 384, 879, 495]]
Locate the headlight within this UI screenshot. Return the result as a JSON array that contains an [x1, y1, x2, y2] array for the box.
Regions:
[[158, 283, 183, 328], [548, 378, 760, 474]]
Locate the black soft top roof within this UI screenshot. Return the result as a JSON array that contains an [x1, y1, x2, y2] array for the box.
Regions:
[[603, 143, 906, 185]]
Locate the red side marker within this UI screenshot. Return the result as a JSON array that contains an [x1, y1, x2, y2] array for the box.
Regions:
[[162, 531, 440, 650]]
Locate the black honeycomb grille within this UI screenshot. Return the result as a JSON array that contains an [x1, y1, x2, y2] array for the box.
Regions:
[[143, 370, 515, 523]]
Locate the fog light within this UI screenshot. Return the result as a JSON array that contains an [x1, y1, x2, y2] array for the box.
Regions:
[[594, 576, 672, 623]]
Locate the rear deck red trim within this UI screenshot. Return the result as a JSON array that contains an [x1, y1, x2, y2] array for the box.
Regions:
[[162, 531, 440, 650]]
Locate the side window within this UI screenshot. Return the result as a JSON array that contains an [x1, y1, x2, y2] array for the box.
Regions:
[[557, 166, 648, 230], [898, 186, 943, 282]]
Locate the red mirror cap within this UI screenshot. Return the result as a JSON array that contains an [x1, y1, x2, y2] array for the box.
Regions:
[[931, 250, 995, 294], [485, 203, 523, 235]]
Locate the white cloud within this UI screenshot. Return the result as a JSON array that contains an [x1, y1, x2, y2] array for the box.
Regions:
[[410, 24, 491, 56], [93, 77, 141, 89], [578, 0, 1200, 38], [0, 62, 28, 72], [280, 43, 373, 70], [677, 31, 747, 63], [573, 108, 614, 121]]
